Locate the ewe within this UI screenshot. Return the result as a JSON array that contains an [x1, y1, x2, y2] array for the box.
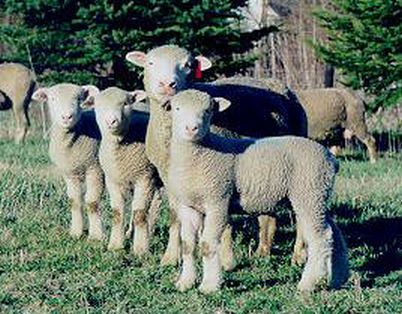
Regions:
[[81, 87, 162, 255], [32, 83, 104, 240], [126, 45, 307, 266], [0, 63, 37, 143], [167, 89, 349, 294]]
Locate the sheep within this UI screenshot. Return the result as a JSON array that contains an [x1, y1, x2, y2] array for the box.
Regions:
[[31, 83, 104, 240], [125, 45, 308, 266], [296, 88, 378, 163], [167, 89, 349, 294], [80, 87, 162, 255], [0, 63, 37, 143]]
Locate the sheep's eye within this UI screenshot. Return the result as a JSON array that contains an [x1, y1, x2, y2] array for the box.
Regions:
[[148, 61, 154, 66], [175, 107, 180, 111]]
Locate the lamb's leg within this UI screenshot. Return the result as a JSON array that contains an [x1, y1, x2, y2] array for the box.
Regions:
[[161, 196, 181, 266], [199, 204, 227, 294], [64, 175, 84, 238], [176, 205, 202, 292], [107, 180, 125, 250], [357, 134, 378, 164], [293, 198, 348, 292], [85, 167, 104, 241], [131, 178, 155, 256], [255, 215, 277, 257], [220, 224, 235, 271], [291, 221, 307, 266], [12, 99, 29, 144], [147, 188, 163, 236]]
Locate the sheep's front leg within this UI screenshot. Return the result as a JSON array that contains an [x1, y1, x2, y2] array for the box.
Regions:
[[85, 166, 105, 241], [291, 221, 307, 266], [176, 205, 202, 292], [64, 175, 84, 238], [131, 178, 155, 256], [199, 203, 227, 294], [107, 179, 125, 250], [161, 196, 181, 266]]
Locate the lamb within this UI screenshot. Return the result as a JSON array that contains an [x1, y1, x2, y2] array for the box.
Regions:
[[125, 45, 307, 265], [296, 88, 378, 163], [167, 89, 349, 294], [81, 87, 162, 255], [32, 83, 104, 240], [0, 63, 37, 143]]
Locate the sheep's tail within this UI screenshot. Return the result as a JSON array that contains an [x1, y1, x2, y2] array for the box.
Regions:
[[147, 188, 163, 236], [326, 216, 349, 289], [285, 87, 308, 137]]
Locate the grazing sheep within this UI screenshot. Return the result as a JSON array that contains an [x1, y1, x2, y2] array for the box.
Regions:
[[167, 89, 349, 294], [32, 83, 104, 240], [125, 45, 307, 266], [296, 88, 378, 163], [81, 87, 162, 255], [0, 63, 37, 143]]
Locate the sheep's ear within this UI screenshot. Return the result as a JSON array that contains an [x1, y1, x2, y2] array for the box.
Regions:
[[195, 56, 212, 71], [80, 96, 95, 109], [127, 90, 147, 104], [32, 88, 48, 103], [214, 97, 231, 112], [82, 85, 100, 97], [126, 51, 146, 67]]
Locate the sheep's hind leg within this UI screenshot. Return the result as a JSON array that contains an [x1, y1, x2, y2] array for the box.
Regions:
[[107, 180, 125, 250], [199, 203, 228, 294], [64, 175, 84, 238], [220, 224, 235, 271], [255, 215, 277, 257], [291, 220, 307, 266], [85, 167, 104, 241], [176, 205, 202, 292]]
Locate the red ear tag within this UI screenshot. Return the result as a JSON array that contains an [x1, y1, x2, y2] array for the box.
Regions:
[[195, 62, 202, 79]]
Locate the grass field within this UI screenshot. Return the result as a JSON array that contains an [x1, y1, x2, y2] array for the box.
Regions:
[[1, 110, 402, 313]]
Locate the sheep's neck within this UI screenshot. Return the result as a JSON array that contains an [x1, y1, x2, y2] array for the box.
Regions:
[[50, 123, 81, 148], [147, 97, 173, 180]]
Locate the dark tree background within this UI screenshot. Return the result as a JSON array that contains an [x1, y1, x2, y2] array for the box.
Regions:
[[313, 0, 402, 111], [0, 0, 268, 89]]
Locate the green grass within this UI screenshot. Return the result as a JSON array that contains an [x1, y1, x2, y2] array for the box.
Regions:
[[1, 111, 402, 313]]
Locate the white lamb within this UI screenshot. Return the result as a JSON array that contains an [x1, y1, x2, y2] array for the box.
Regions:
[[167, 89, 349, 294], [32, 83, 104, 240], [81, 87, 162, 256]]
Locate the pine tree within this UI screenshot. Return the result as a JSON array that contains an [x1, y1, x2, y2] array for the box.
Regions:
[[0, 0, 270, 89], [313, 0, 402, 111]]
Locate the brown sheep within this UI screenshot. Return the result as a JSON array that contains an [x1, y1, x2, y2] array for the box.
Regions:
[[0, 63, 37, 143], [297, 88, 378, 163]]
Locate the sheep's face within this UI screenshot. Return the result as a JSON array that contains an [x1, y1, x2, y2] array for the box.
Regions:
[[171, 90, 231, 142], [126, 45, 211, 103], [81, 87, 146, 136], [32, 84, 99, 130]]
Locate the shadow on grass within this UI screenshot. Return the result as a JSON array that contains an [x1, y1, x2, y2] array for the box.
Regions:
[[230, 202, 402, 288]]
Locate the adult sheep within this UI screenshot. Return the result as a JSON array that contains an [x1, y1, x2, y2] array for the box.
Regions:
[[125, 45, 307, 266], [296, 88, 378, 163], [167, 89, 349, 294], [0, 63, 37, 143]]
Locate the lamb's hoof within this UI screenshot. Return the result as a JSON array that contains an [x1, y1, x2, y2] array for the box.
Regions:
[[107, 240, 124, 251], [254, 246, 271, 258], [160, 253, 179, 266], [132, 245, 149, 257], [297, 278, 316, 293], [221, 258, 235, 272], [175, 276, 196, 292], [198, 280, 220, 294], [88, 229, 105, 241], [69, 229, 83, 239]]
